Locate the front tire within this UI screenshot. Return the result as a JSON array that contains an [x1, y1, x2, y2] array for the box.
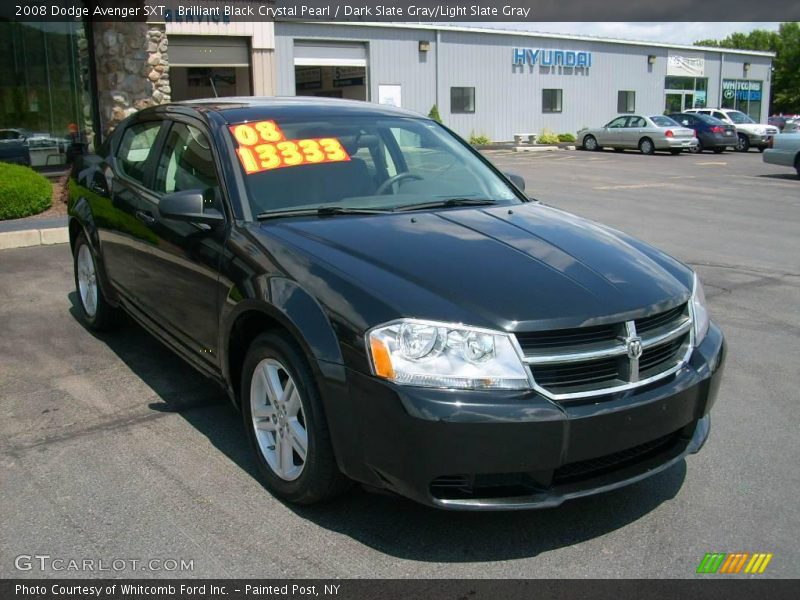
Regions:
[[583, 135, 599, 151], [639, 138, 655, 155], [72, 232, 119, 331], [736, 133, 750, 152], [241, 331, 349, 504]]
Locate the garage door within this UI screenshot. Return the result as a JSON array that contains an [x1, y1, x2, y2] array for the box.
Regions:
[[169, 36, 250, 67], [293, 42, 367, 67]]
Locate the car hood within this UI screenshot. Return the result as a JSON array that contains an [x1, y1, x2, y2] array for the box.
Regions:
[[260, 203, 692, 332]]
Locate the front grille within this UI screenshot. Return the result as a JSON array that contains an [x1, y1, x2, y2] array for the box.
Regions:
[[531, 357, 623, 392], [552, 430, 682, 485], [517, 303, 692, 400], [516, 323, 618, 352]]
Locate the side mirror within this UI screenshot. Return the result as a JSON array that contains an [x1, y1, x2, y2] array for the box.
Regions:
[[159, 190, 224, 225], [504, 172, 525, 192]]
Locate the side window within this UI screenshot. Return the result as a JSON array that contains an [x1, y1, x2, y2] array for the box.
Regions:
[[607, 117, 627, 128], [713, 111, 727, 121], [154, 122, 220, 208], [117, 121, 162, 184], [628, 117, 646, 128]]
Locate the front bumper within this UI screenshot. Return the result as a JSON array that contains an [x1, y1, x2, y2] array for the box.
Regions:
[[330, 322, 725, 510], [747, 132, 775, 148]]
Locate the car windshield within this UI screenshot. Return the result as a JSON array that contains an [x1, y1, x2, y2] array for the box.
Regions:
[[650, 116, 680, 127], [229, 116, 521, 216], [727, 110, 756, 124]]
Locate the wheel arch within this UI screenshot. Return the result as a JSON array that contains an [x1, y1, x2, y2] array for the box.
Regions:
[[222, 279, 344, 409]]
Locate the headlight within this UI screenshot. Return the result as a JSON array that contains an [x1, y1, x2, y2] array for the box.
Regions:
[[690, 272, 709, 345], [367, 319, 530, 390], [755, 127, 765, 135]]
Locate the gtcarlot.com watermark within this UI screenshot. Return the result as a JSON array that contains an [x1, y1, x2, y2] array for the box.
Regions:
[[14, 554, 194, 573]]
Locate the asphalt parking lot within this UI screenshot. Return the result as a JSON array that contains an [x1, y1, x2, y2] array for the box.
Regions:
[[1, 148, 798, 579]]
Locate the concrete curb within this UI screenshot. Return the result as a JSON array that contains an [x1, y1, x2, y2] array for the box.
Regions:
[[0, 227, 69, 250], [514, 145, 564, 153]]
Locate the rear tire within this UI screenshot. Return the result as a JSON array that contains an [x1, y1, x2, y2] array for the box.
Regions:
[[639, 138, 655, 155], [689, 143, 702, 154], [583, 135, 599, 151], [241, 331, 350, 505], [795, 156, 800, 179], [72, 232, 120, 331], [736, 133, 750, 152]]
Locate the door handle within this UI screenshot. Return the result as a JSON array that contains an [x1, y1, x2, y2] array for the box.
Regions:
[[135, 210, 156, 225]]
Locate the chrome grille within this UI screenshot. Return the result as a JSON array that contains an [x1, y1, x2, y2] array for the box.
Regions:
[[517, 303, 692, 400]]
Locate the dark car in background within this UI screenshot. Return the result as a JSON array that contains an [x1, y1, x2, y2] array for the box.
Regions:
[[667, 113, 736, 154], [67, 98, 725, 510], [768, 115, 800, 134], [0, 128, 32, 166]]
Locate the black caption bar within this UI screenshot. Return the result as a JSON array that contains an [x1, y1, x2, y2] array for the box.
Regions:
[[2, 580, 799, 600], [2, 0, 800, 22]]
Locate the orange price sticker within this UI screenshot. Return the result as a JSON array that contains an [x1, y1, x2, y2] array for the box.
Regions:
[[233, 136, 351, 174], [229, 120, 286, 146]]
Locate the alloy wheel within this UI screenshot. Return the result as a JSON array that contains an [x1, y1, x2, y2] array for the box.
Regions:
[[249, 358, 308, 481], [77, 244, 98, 318]]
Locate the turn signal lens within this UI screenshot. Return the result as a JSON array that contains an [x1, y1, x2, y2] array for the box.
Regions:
[[369, 337, 395, 379]]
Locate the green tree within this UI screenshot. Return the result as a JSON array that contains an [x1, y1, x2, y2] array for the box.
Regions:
[[695, 22, 800, 114], [428, 104, 443, 123]]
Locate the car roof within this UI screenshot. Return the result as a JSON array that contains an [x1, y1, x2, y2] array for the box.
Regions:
[[167, 96, 426, 124]]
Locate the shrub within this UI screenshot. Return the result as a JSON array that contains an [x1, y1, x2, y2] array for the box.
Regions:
[[469, 132, 491, 145], [537, 128, 560, 145], [0, 163, 52, 220], [428, 104, 443, 123], [558, 133, 577, 143]]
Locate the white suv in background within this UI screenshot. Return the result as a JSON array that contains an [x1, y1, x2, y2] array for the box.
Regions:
[[685, 108, 779, 153]]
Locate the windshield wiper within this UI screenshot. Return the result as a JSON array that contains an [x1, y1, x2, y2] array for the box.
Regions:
[[256, 206, 393, 220], [395, 198, 499, 212]]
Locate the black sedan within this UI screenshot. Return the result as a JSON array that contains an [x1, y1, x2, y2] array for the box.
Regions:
[[667, 112, 736, 153], [67, 98, 725, 510]]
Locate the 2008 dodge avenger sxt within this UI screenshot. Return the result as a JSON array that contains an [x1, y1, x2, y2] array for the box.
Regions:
[[68, 98, 725, 510]]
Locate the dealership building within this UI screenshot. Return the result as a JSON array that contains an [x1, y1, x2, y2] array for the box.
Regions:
[[1, 17, 774, 165]]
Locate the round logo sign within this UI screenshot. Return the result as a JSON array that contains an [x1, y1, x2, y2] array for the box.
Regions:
[[723, 89, 735, 99]]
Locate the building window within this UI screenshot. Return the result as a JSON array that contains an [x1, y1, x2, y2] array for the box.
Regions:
[[617, 91, 635, 113], [721, 79, 763, 121], [450, 87, 475, 113], [664, 76, 708, 113], [0, 21, 98, 168], [542, 89, 563, 113]]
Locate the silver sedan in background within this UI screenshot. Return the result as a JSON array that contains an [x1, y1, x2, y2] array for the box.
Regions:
[[763, 132, 800, 179], [578, 115, 698, 155]]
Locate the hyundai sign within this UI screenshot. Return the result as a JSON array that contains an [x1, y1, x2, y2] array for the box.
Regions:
[[513, 48, 593, 68]]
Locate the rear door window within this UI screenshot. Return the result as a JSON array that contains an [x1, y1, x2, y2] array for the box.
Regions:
[[116, 121, 162, 185]]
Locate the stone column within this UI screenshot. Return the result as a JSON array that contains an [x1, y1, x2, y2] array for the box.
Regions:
[[92, 22, 171, 136]]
